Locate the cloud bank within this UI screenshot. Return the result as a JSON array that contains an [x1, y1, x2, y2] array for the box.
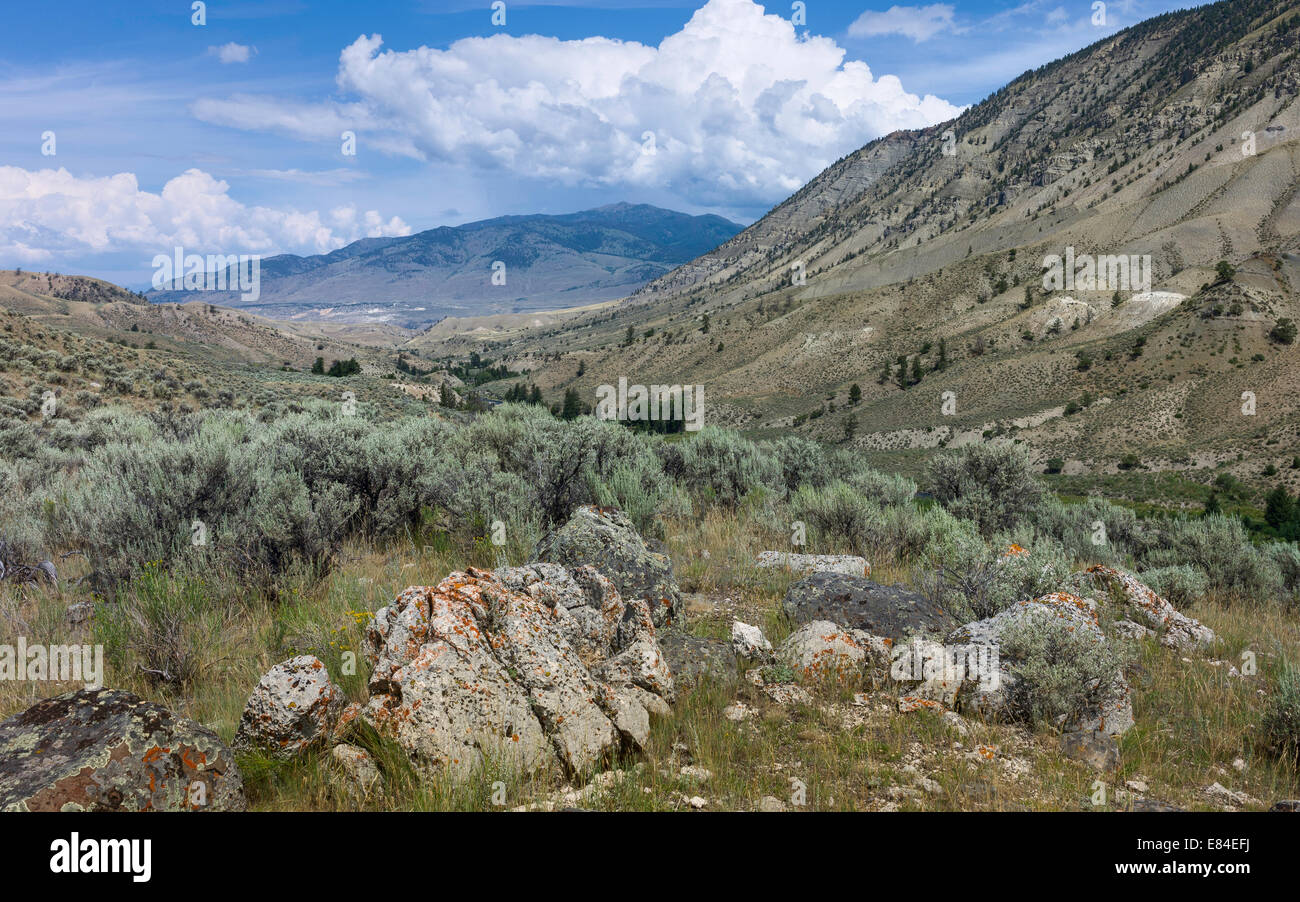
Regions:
[[0, 166, 409, 263], [193, 0, 963, 206]]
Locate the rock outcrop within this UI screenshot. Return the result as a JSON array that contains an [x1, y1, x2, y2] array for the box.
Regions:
[[533, 506, 681, 625], [782, 572, 957, 640], [1078, 565, 1216, 649], [362, 565, 674, 781], [0, 688, 245, 811]]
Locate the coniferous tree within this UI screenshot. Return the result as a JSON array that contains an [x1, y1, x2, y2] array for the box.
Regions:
[[561, 387, 582, 420]]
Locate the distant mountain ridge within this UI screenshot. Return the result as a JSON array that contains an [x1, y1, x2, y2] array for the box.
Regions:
[[146, 203, 742, 326]]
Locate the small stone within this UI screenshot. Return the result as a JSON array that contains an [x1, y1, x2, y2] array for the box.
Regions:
[[723, 702, 753, 722], [680, 765, 713, 782], [1203, 782, 1258, 808], [758, 795, 787, 812], [331, 743, 381, 798], [731, 620, 773, 662], [941, 710, 970, 736], [1060, 730, 1119, 771], [687, 795, 707, 809]]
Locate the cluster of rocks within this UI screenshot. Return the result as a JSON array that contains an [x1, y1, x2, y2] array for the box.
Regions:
[[0, 512, 1237, 808], [761, 559, 1220, 773], [236, 506, 684, 785], [0, 504, 689, 807]]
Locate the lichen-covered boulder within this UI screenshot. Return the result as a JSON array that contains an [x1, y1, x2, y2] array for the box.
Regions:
[[756, 552, 869, 577], [0, 689, 245, 811], [658, 631, 739, 688], [776, 620, 892, 686], [1077, 565, 1216, 649], [946, 593, 1134, 736], [532, 506, 680, 625], [782, 573, 957, 640], [362, 566, 674, 781], [234, 655, 348, 759]]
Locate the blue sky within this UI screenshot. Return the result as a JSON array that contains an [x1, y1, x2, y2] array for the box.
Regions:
[[0, 0, 1207, 287]]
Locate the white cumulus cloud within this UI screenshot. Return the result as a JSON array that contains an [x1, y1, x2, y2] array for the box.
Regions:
[[0, 166, 409, 263], [210, 42, 256, 64], [848, 4, 960, 42], [192, 0, 963, 206]]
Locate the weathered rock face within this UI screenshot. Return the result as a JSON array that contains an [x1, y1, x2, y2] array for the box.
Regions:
[[532, 506, 680, 625], [234, 655, 348, 759], [783, 573, 957, 640], [756, 552, 869, 578], [658, 631, 739, 688], [946, 593, 1134, 736], [776, 620, 892, 686], [1079, 565, 1216, 649], [0, 689, 245, 812], [362, 566, 674, 781], [731, 620, 773, 662]]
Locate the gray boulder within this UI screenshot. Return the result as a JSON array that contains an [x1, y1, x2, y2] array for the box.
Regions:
[[532, 506, 680, 625], [783, 573, 957, 640], [776, 620, 892, 687], [658, 631, 739, 688], [0, 688, 245, 811], [234, 655, 348, 759]]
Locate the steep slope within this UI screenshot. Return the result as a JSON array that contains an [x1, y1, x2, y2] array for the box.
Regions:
[[456, 0, 1300, 495], [145, 203, 742, 325]]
